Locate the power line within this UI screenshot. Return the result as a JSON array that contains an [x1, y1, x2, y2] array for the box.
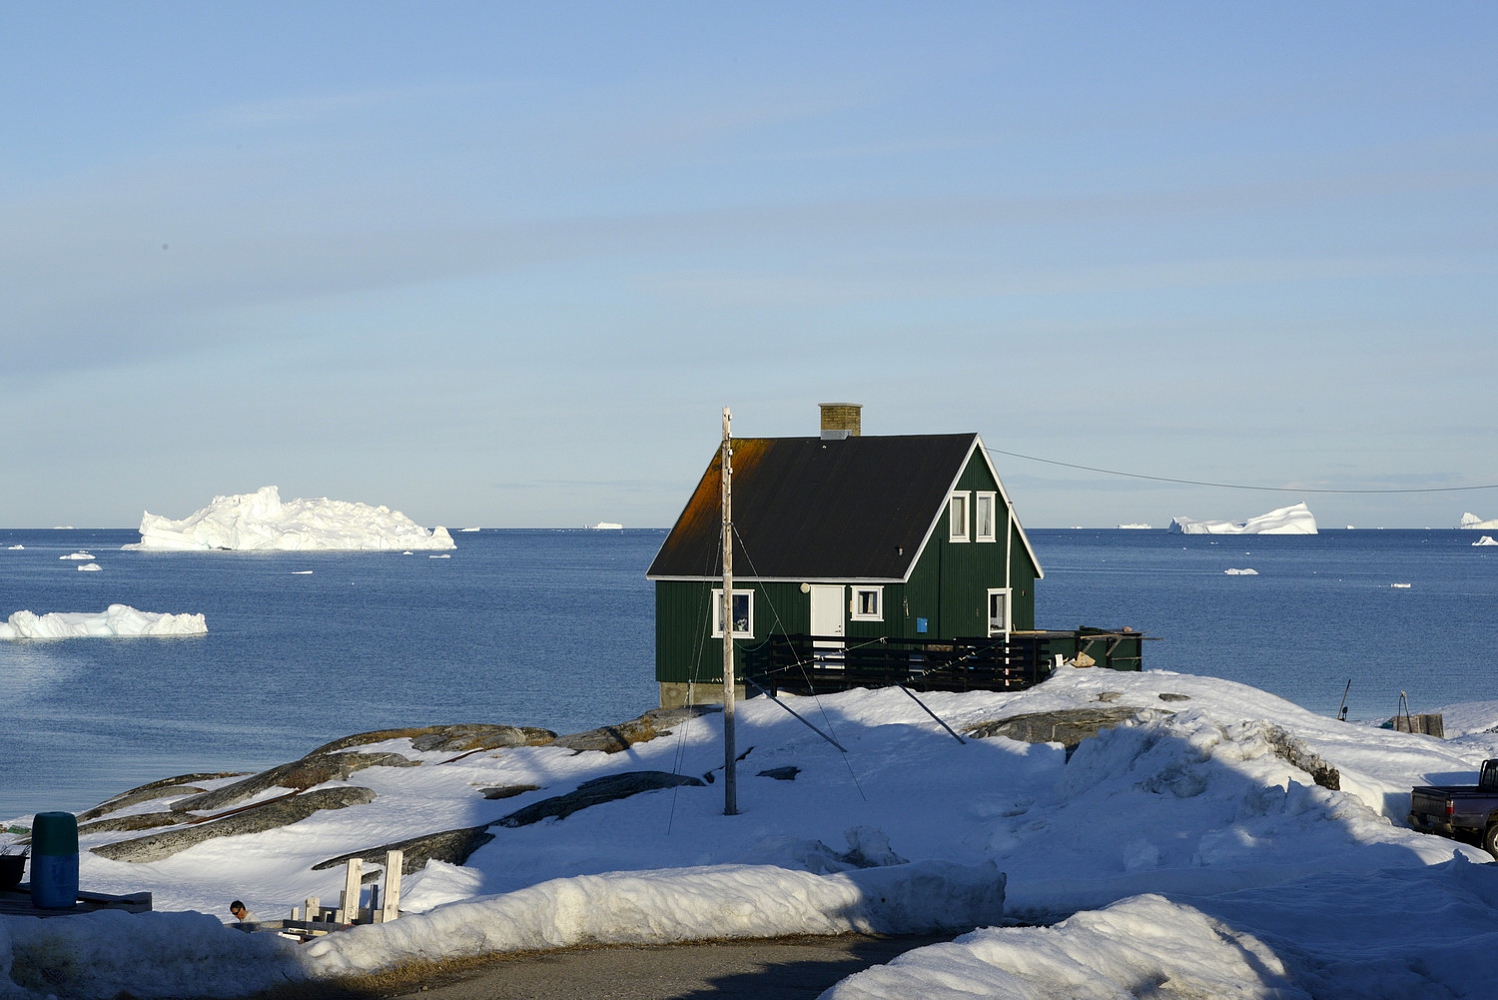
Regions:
[[984, 447, 1498, 495]]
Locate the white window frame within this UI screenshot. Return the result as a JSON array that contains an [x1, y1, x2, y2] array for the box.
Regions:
[[948, 492, 970, 542], [850, 586, 883, 622], [987, 588, 1011, 636], [975, 492, 997, 542], [711, 588, 755, 639]]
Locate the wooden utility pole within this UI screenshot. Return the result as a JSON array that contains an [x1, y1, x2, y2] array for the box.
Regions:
[[720, 406, 738, 816]]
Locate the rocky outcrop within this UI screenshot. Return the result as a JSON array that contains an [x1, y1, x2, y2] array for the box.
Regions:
[[967, 707, 1146, 748], [314, 825, 496, 877], [1262, 724, 1341, 791], [92, 787, 376, 863], [552, 707, 717, 754], [77, 811, 187, 837], [309, 724, 555, 756], [170, 752, 413, 814], [480, 784, 541, 800], [496, 771, 705, 827], [77, 772, 246, 821]]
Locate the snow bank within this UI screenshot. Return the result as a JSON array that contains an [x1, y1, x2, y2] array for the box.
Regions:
[[126, 486, 455, 552], [1459, 512, 1498, 530], [0, 605, 206, 639], [826, 859, 1498, 1000], [1171, 502, 1317, 534], [0, 863, 1001, 998]]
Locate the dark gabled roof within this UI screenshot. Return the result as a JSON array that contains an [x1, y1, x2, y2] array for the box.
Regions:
[[647, 433, 984, 581]]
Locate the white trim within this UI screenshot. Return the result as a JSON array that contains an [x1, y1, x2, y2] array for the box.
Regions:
[[987, 588, 1012, 636], [710, 588, 754, 639], [971, 435, 1045, 580], [948, 492, 971, 543], [850, 585, 883, 621], [975, 491, 997, 542]]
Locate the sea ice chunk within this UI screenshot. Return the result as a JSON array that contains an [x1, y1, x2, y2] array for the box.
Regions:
[[0, 604, 207, 639], [60, 551, 95, 560], [1170, 502, 1317, 535], [125, 486, 456, 552], [1472, 535, 1498, 547]]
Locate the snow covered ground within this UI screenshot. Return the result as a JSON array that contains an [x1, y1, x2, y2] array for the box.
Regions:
[[1171, 501, 1318, 534], [4, 666, 1498, 998], [0, 605, 206, 640], [126, 486, 456, 551]]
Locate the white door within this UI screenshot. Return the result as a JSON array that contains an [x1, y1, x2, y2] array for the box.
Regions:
[[809, 585, 846, 661]]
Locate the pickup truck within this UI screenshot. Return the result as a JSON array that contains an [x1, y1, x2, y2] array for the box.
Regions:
[[1409, 759, 1498, 856]]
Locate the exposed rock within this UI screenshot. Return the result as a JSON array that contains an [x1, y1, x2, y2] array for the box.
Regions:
[[1158, 693, 1192, 702], [77, 811, 187, 837], [496, 771, 706, 827], [1263, 724, 1341, 791], [967, 707, 1145, 748], [170, 752, 414, 814], [757, 766, 801, 781], [552, 706, 718, 754], [314, 825, 496, 877], [309, 724, 555, 756], [77, 772, 247, 822], [480, 784, 541, 800], [92, 787, 376, 863], [1096, 691, 1123, 703]]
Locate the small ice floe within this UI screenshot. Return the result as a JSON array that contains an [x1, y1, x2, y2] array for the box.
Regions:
[[459, 527, 481, 533], [591, 522, 624, 530], [1391, 583, 1412, 589], [60, 551, 95, 561], [429, 554, 451, 559], [0, 604, 207, 639], [1473, 535, 1498, 547], [402, 550, 414, 555], [6, 544, 22, 550], [291, 570, 314, 575], [77, 563, 102, 572], [1224, 568, 1259, 576]]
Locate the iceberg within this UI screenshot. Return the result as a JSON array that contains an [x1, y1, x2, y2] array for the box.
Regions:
[[1224, 568, 1258, 575], [0, 604, 206, 639], [126, 486, 456, 552], [1170, 502, 1317, 535], [60, 551, 95, 561], [1116, 523, 1151, 530], [1459, 512, 1498, 530], [590, 522, 624, 530], [77, 563, 102, 572], [1474, 535, 1498, 547]]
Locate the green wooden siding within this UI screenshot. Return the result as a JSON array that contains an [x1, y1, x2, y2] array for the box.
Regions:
[[654, 448, 1041, 683]]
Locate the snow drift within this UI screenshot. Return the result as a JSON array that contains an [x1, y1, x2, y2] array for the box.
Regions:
[[0, 863, 1004, 998], [1171, 502, 1317, 535], [0, 605, 207, 640], [126, 486, 456, 552]]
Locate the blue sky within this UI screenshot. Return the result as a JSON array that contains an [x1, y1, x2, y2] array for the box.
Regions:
[[2, 2, 1494, 529]]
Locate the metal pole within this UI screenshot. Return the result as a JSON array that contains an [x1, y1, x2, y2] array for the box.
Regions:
[[721, 406, 738, 815]]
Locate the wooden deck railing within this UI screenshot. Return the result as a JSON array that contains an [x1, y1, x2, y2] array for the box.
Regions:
[[742, 633, 1052, 696]]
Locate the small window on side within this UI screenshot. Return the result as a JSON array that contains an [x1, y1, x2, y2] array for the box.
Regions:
[[949, 492, 970, 542], [987, 588, 1011, 636], [850, 587, 882, 621], [711, 589, 754, 639], [975, 492, 997, 542]]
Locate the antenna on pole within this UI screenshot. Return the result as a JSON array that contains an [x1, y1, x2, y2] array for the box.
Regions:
[[721, 406, 738, 816]]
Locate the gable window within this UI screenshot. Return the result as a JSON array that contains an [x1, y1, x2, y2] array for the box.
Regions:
[[711, 589, 754, 639], [987, 588, 1011, 636], [949, 492, 970, 542], [850, 586, 883, 621], [975, 492, 997, 542]]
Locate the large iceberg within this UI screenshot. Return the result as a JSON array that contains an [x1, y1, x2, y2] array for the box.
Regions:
[[126, 486, 456, 552], [0, 604, 207, 639], [1169, 501, 1317, 535], [1459, 512, 1498, 530]]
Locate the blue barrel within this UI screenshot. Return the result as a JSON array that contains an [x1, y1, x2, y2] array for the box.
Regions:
[[29, 812, 78, 909]]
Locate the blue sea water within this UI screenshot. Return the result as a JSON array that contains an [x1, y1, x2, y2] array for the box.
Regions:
[[1, 526, 1494, 817]]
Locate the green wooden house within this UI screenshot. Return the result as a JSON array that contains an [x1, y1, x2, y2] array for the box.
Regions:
[[646, 404, 1055, 708]]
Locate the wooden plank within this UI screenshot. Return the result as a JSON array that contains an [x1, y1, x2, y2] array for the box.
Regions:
[[381, 850, 403, 922], [339, 857, 363, 923]]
